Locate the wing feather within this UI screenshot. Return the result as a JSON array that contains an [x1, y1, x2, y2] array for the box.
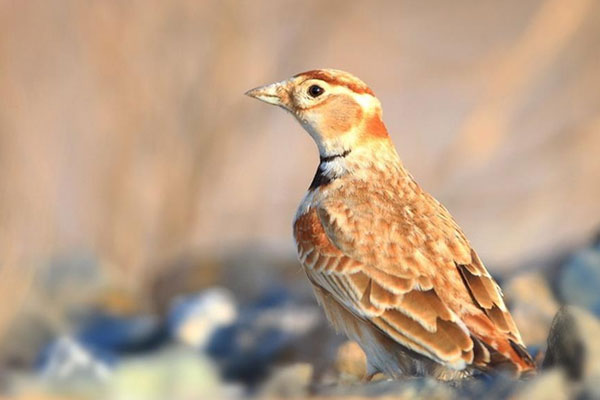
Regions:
[[294, 188, 534, 373]]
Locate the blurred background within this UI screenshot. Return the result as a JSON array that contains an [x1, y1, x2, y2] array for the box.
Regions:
[[0, 0, 599, 398]]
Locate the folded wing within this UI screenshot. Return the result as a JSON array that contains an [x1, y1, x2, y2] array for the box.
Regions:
[[294, 196, 534, 374]]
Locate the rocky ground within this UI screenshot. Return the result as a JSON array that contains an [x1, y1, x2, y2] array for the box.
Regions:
[[1, 237, 599, 400]]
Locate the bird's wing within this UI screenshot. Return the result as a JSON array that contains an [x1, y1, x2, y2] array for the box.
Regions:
[[294, 193, 534, 372]]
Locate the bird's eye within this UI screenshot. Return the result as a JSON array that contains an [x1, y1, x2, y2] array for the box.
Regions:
[[308, 85, 324, 98]]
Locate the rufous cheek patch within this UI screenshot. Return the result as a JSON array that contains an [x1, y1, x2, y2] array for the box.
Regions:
[[321, 95, 363, 137], [365, 114, 389, 139]]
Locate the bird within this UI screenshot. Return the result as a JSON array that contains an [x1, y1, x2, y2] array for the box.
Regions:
[[245, 69, 535, 380]]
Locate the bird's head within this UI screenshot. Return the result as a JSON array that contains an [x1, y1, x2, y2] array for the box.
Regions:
[[246, 69, 390, 158]]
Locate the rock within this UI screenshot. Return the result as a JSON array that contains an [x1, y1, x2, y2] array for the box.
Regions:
[[7, 251, 109, 370], [315, 377, 454, 399], [206, 287, 321, 385], [579, 381, 600, 400], [36, 312, 166, 384], [450, 373, 524, 400], [258, 363, 313, 398], [77, 313, 166, 355], [335, 341, 366, 382], [557, 248, 600, 316], [37, 335, 111, 384], [504, 272, 559, 345], [512, 369, 570, 400], [0, 308, 56, 370], [108, 347, 234, 400], [168, 287, 237, 349], [13, 346, 238, 400], [543, 306, 600, 381]]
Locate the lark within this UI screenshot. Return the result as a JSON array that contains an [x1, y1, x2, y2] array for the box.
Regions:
[[246, 69, 535, 380]]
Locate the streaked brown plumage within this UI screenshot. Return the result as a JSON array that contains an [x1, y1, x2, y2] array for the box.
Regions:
[[246, 69, 535, 380]]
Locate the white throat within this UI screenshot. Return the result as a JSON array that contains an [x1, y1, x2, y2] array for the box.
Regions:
[[320, 151, 350, 178]]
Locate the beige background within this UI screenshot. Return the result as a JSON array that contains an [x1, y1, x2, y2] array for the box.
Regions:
[[0, 0, 599, 342]]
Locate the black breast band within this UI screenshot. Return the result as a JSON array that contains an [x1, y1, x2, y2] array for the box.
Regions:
[[308, 150, 351, 190]]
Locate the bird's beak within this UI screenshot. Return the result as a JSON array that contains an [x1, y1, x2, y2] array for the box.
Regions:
[[245, 80, 289, 107]]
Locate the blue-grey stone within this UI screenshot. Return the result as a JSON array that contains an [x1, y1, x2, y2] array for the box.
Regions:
[[77, 313, 166, 355], [205, 287, 321, 385], [37, 336, 112, 383], [558, 249, 600, 316], [167, 287, 237, 349]]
